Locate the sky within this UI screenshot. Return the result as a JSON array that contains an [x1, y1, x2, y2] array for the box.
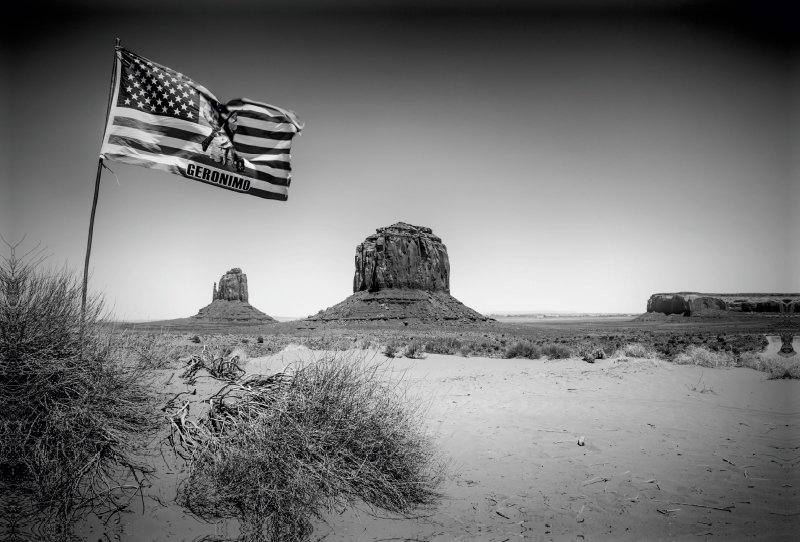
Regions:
[[1, 1, 798, 319]]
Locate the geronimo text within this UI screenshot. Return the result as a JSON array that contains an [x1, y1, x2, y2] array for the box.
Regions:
[[186, 163, 251, 192]]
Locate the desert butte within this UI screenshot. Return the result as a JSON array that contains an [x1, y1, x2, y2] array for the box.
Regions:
[[78, 343, 797, 542]]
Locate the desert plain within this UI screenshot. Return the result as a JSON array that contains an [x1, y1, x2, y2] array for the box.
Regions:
[[73, 316, 799, 542]]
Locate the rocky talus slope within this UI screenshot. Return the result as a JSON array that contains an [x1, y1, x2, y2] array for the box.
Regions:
[[310, 222, 491, 323]]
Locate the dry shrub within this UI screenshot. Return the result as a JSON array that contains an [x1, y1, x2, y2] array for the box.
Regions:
[[424, 337, 462, 355], [503, 341, 541, 360], [0, 248, 160, 530], [617, 343, 658, 359], [303, 335, 353, 351], [673, 345, 735, 368], [181, 345, 248, 383], [384, 339, 402, 358], [174, 351, 446, 541], [540, 343, 572, 360], [740, 352, 800, 379], [355, 336, 374, 350], [404, 339, 427, 359], [573, 342, 606, 362], [457, 343, 473, 357]]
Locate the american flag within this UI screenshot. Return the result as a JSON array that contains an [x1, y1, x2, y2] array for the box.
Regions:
[[100, 48, 303, 201]]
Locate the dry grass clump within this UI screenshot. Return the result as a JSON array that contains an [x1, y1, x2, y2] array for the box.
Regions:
[[617, 342, 659, 359], [503, 341, 541, 360], [383, 339, 402, 358], [173, 351, 446, 541], [0, 249, 160, 529], [404, 339, 427, 359], [120, 332, 188, 370], [423, 337, 462, 355], [573, 342, 607, 362], [540, 343, 572, 359], [739, 352, 799, 379], [674, 345, 800, 379], [673, 345, 736, 368]]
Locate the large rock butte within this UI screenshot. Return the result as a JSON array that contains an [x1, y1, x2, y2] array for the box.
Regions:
[[192, 268, 275, 323], [647, 292, 800, 316], [310, 222, 491, 323], [213, 267, 249, 302], [354, 223, 450, 293]]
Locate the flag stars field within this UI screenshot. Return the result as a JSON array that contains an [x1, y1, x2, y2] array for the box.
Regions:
[[118, 50, 199, 120]]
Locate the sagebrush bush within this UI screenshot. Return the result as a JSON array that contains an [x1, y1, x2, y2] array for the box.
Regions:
[[384, 340, 401, 358], [424, 337, 462, 355], [503, 341, 541, 360], [354, 336, 373, 350], [0, 250, 160, 527], [574, 342, 606, 362], [540, 343, 572, 359], [404, 339, 427, 359], [740, 352, 799, 379], [673, 345, 735, 367], [617, 343, 658, 359], [175, 351, 446, 541]]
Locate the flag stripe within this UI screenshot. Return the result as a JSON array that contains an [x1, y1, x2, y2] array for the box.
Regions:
[[111, 106, 210, 135], [103, 144, 289, 197], [112, 116, 208, 144], [226, 98, 304, 131], [227, 103, 285, 118], [248, 156, 291, 171], [236, 153, 292, 168], [105, 152, 288, 201], [234, 142, 292, 156], [235, 125, 295, 140], [249, 161, 291, 177], [105, 135, 290, 186], [109, 126, 201, 153], [108, 134, 196, 157], [233, 110, 292, 124], [234, 134, 292, 149], [103, 151, 182, 177], [236, 116, 297, 133]]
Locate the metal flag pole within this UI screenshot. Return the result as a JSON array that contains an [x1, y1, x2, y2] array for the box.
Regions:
[[82, 38, 120, 315]]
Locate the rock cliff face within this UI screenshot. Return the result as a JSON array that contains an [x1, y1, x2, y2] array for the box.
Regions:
[[353, 223, 450, 293], [193, 268, 274, 323], [213, 268, 249, 302], [647, 294, 727, 315], [311, 223, 491, 324], [647, 293, 800, 316]]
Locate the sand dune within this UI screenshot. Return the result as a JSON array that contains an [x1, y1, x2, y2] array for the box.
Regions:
[[79, 350, 797, 541]]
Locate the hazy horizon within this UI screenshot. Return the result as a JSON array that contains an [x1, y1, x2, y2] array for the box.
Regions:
[[2, 3, 798, 320]]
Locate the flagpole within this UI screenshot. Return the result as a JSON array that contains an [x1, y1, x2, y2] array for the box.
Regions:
[[82, 38, 120, 315]]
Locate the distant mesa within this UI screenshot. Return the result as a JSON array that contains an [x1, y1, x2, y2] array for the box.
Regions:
[[309, 222, 491, 323], [646, 292, 800, 317], [192, 268, 275, 323]]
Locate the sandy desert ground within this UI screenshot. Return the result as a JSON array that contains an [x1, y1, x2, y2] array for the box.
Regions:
[[76, 339, 798, 542]]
